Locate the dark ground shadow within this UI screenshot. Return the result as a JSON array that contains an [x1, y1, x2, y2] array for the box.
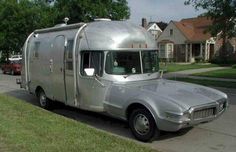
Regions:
[[6, 89, 192, 142]]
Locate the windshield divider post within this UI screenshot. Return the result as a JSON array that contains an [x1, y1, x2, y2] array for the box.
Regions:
[[139, 51, 143, 74]]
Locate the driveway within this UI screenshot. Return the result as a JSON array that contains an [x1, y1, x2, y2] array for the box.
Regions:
[[0, 71, 236, 152]]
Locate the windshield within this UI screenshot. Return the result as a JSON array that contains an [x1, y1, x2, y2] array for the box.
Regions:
[[105, 51, 159, 75]]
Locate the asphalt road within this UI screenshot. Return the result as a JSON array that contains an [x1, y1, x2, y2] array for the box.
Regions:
[[0, 71, 236, 152]]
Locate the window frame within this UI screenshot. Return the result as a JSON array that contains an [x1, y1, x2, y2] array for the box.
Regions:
[[105, 51, 142, 75], [65, 39, 74, 70], [80, 51, 104, 77], [105, 50, 159, 75]]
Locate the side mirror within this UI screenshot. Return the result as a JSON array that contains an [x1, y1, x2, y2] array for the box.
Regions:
[[84, 68, 95, 76]]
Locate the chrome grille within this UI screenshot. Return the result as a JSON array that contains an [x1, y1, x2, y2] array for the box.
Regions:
[[219, 102, 226, 112], [193, 108, 216, 120]]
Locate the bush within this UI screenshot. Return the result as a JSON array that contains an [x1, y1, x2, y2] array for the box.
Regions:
[[195, 56, 203, 63], [210, 56, 236, 65], [232, 64, 236, 69]]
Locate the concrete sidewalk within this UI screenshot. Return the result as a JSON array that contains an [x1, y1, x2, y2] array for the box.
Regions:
[[163, 67, 236, 82], [167, 67, 231, 75]]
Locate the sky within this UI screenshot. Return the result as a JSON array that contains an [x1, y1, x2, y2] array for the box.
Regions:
[[127, 0, 205, 25]]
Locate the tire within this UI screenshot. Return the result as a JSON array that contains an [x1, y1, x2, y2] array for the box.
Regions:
[[37, 89, 51, 110], [129, 108, 158, 142]]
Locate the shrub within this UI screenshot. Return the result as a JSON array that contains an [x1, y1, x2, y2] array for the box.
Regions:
[[210, 56, 236, 65], [232, 64, 236, 69], [194, 56, 201, 63]]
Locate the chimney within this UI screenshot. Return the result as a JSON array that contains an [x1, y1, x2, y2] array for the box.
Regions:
[[142, 18, 147, 28]]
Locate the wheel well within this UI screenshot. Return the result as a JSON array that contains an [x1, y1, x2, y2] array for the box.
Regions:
[[126, 103, 151, 120], [35, 86, 43, 97]]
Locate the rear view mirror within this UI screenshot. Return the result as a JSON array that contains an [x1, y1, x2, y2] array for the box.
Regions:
[[84, 68, 95, 76]]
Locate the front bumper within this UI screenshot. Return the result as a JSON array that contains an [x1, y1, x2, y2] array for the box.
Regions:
[[158, 99, 228, 132]]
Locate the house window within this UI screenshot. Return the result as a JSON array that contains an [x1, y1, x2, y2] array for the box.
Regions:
[[167, 43, 173, 58], [170, 29, 173, 36], [159, 44, 166, 58]]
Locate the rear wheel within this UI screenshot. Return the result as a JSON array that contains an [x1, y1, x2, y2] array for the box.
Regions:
[[129, 109, 158, 142], [37, 89, 51, 110]]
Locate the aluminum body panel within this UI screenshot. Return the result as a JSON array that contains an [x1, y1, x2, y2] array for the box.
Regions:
[[79, 21, 157, 51], [24, 29, 78, 103], [51, 35, 66, 102]]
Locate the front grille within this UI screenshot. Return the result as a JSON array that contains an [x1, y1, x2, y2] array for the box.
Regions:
[[193, 108, 216, 120], [219, 102, 226, 112]]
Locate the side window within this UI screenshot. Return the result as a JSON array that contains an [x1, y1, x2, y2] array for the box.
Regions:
[[66, 39, 74, 70], [81, 51, 104, 76], [34, 41, 40, 58]]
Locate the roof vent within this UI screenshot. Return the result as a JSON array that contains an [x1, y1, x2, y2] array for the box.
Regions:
[[94, 18, 111, 22]]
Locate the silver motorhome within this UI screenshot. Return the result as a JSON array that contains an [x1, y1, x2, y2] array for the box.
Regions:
[[21, 20, 228, 141]]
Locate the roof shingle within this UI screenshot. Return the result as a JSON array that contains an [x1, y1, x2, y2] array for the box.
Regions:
[[174, 17, 213, 42]]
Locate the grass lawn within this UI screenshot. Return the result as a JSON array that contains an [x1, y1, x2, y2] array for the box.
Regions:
[[0, 94, 157, 152], [192, 68, 236, 79], [169, 77, 236, 89], [160, 63, 219, 73]]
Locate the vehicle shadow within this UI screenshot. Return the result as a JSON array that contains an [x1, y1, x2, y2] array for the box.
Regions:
[[6, 89, 192, 142]]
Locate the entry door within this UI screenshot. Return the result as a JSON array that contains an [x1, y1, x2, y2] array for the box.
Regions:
[[51, 35, 66, 102], [78, 51, 107, 111]]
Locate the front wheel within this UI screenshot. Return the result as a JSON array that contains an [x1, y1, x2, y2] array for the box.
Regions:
[[129, 109, 158, 142], [38, 90, 51, 110]]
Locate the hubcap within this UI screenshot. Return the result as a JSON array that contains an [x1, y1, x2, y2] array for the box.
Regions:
[[134, 114, 150, 135], [39, 93, 47, 107]]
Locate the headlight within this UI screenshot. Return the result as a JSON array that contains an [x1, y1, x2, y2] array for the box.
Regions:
[[165, 111, 190, 123]]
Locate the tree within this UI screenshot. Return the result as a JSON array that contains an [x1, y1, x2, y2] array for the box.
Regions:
[[0, 0, 56, 60], [0, 0, 130, 61], [185, 0, 236, 62], [54, 0, 130, 24]]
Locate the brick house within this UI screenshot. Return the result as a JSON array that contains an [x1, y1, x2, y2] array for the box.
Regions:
[[157, 16, 236, 63], [214, 37, 236, 61]]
